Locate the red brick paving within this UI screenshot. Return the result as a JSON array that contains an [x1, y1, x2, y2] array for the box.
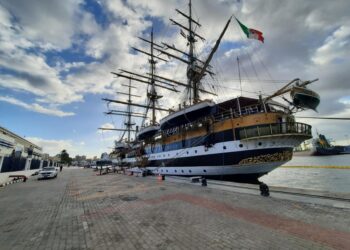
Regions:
[[145, 193, 350, 250]]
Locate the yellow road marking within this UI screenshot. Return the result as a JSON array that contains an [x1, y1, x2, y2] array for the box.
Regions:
[[282, 166, 350, 169]]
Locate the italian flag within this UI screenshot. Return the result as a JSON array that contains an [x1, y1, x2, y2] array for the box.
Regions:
[[236, 18, 264, 43]]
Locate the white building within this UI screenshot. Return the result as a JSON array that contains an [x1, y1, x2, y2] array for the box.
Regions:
[[0, 126, 44, 173]]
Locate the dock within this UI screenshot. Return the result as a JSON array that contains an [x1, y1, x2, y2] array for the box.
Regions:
[[0, 168, 349, 250]]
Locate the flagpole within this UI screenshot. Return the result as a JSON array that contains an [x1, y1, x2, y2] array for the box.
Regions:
[[237, 56, 242, 96]]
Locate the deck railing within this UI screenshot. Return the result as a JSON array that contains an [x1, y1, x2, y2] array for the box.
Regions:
[[213, 105, 262, 121], [238, 122, 312, 140]]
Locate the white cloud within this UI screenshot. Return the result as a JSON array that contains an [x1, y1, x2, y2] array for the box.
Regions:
[[312, 25, 350, 65], [1, 0, 350, 151], [25, 136, 102, 158], [0, 4, 84, 108], [0, 0, 84, 50], [26, 137, 74, 156], [0, 96, 75, 117], [97, 122, 115, 134]]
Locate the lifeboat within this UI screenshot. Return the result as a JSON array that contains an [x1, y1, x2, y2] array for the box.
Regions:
[[290, 86, 320, 111], [160, 100, 216, 130], [136, 125, 160, 140]]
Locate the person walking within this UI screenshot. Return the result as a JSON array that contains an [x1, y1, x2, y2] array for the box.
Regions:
[[60, 165, 63, 172]]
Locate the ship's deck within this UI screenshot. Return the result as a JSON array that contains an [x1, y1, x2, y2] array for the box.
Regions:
[[0, 168, 349, 249]]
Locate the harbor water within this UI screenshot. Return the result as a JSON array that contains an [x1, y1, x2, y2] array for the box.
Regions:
[[260, 154, 350, 194]]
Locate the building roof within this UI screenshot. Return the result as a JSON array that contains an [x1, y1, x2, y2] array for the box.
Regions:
[[0, 126, 42, 151]]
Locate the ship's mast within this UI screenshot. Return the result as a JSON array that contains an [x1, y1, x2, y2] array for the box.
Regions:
[[100, 80, 141, 143], [148, 29, 160, 126], [237, 57, 242, 96], [105, 30, 177, 131], [103, 0, 231, 127], [126, 79, 133, 142], [188, 0, 196, 104], [167, 0, 231, 105]]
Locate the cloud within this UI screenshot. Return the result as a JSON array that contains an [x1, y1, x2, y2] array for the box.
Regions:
[[25, 136, 100, 158], [97, 122, 115, 134], [0, 96, 75, 117], [312, 25, 350, 65], [1, 0, 350, 151], [0, 46, 83, 105], [0, 4, 84, 109], [26, 137, 74, 156], [0, 0, 84, 50]]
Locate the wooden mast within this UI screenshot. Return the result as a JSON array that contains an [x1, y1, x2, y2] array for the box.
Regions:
[[188, 0, 196, 104], [170, 0, 231, 104], [126, 79, 134, 142], [149, 29, 158, 126], [100, 79, 139, 143]]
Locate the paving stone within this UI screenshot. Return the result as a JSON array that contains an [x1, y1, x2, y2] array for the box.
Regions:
[[0, 168, 349, 250]]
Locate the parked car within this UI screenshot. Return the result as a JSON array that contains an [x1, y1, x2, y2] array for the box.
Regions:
[[38, 167, 58, 180]]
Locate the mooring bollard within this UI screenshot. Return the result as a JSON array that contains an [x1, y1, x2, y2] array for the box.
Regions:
[[259, 183, 270, 197], [201, 178, 207, 186], [157, 175, 165, 181]]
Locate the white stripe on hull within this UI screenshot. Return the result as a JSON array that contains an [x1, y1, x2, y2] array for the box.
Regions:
[[128, 161, 286, 176], [123, 136, 304, 164]]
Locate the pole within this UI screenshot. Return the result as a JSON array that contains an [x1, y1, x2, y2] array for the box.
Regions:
[[188, 0, 196, 104], [150, 29, 156, 125], [237, 57, 242, 96], [237, 97, 241, 116], [127, 79, 131, 143]]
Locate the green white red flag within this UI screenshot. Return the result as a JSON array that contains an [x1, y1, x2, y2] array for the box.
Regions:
[[236, 18, 264, 43]]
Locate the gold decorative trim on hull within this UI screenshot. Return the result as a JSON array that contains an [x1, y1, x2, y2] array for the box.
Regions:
[[239, 151, 293, 165]]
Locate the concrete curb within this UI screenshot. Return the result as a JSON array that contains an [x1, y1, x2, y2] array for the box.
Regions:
[[0, 178, 26, 188]]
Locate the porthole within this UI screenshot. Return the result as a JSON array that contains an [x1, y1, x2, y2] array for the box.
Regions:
[[195, 150, 197, 153], [189, 170, 192, 173], [175, 170, 177, 173], [181, 170, 184, 173], [166, 170, 168, 172], [161, 170, 163, 172], [223, 146, 226, 150], [187, 151, 189, 154], [258, 142, 262, 146], [239, 144, 243, 148], [203, 169, 207, 173]]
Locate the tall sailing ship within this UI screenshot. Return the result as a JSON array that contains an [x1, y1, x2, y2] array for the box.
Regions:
[[102, 0, 320, 182]]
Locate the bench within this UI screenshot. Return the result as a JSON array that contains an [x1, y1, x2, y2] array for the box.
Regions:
[[9, 175, 27, 182]]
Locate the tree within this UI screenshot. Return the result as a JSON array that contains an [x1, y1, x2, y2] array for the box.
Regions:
[[60, 149, 72, 165]]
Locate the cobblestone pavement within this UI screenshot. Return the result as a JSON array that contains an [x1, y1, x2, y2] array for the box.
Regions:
[[0, 168, 349, 250]]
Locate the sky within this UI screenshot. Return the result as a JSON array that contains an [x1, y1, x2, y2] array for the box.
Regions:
[[0, 0, 350, 158]]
